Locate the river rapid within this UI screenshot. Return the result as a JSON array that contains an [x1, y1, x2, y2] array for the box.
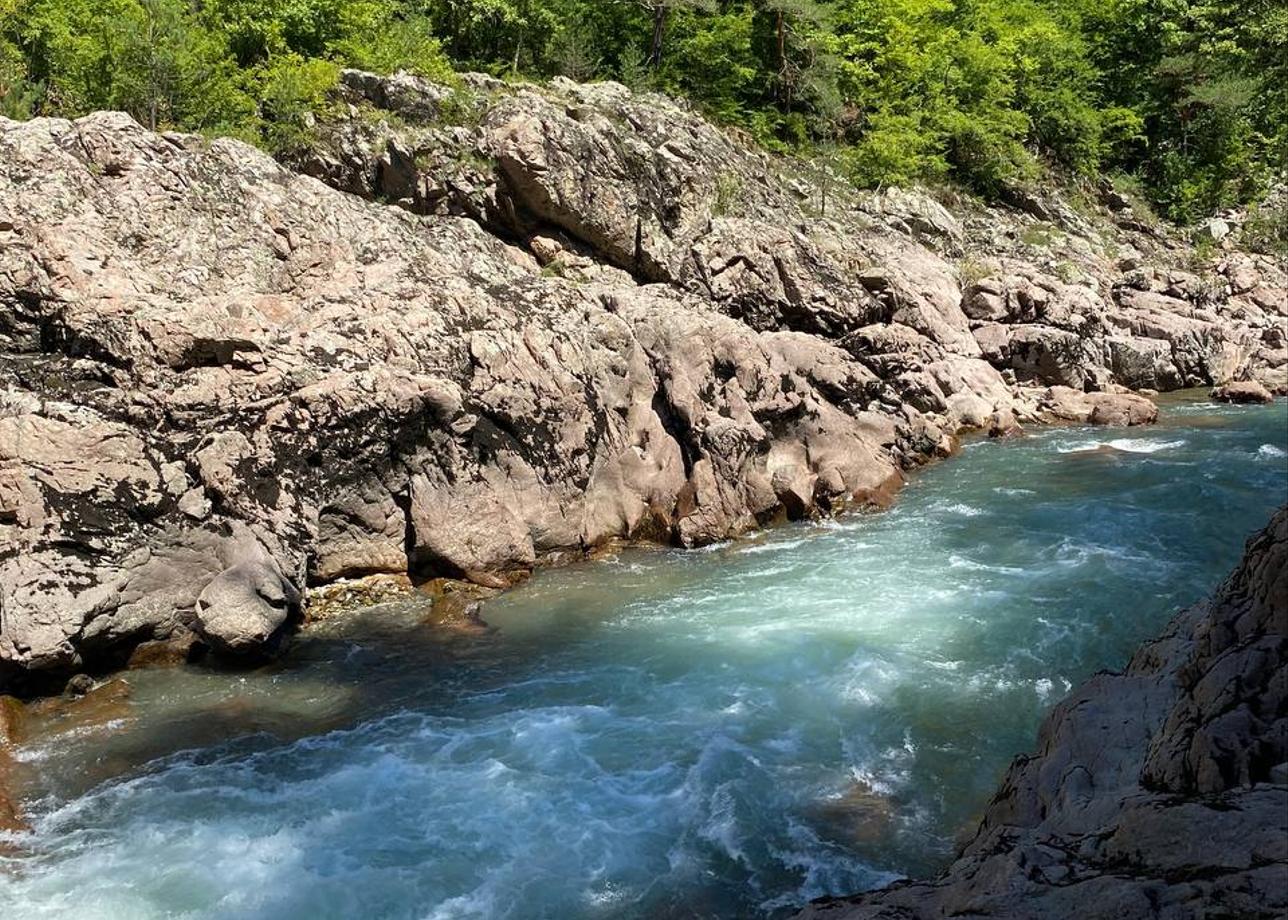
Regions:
[[2, 395, 1285, 919]]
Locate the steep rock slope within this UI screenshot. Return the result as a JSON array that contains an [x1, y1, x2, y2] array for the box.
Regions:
[[0, 112, 941, 686], [0, 73, 1283, 687], [797, 508, 1288, 920], [307, 71, 1287, 400]]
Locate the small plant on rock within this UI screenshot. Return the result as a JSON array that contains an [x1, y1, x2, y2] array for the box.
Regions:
[[712, 173, 743, 218], [957, 256, 990, 287], [1240, 199, 1288, 258], [1019, 223, 1058, 250]]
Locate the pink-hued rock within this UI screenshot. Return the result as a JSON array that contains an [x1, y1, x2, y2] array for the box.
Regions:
[[1212, 380, 1275, 404], [2, 71, 1285, 683]]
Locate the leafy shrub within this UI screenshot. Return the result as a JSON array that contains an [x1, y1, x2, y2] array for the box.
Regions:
[[0, 0, 1279, 217]]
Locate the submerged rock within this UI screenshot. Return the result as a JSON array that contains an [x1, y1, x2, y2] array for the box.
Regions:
[[0, 766, 21, 837], [125, 632, 199, 670], [0, 695, 22, 748], [795, 507, 1288, 920], [0, 695, 23, 836]]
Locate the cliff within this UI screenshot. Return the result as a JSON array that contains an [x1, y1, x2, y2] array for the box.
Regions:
[[797, 508, 1288, 919], [1, 71, 1284, 687]]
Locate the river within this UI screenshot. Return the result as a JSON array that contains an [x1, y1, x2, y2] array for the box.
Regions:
[[1, 395, 1285, 919]]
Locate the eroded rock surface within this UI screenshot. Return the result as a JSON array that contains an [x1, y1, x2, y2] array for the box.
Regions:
[[796, 508, 1288, 920], [1213, 380, 1275, 404], [2, 72, 1284, 686]]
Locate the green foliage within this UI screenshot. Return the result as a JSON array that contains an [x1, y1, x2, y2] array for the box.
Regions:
[[256, 54, 339, 154], [1239, 200, 1288, 258], [712, 172, 744, 216], [839, 112, 945, 188], [331, 11, 455, 82], [0, 0, 39, 118], [957, 256, 992, 286], [1068, 0, 1287, 222], [1, 0, 452, 150], [0, 0, 1280, 218], [1018, 222, 1058, 249]]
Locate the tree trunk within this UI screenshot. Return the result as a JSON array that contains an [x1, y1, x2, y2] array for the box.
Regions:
[[777, 11, 786, 76], [650, 6, 668, 70], [776, 10, 789, 111]]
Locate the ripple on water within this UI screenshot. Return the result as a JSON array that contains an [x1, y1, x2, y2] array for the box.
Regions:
[[1, 399, 1285, 920]]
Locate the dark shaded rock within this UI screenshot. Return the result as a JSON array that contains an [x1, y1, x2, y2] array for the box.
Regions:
[[63, 674, 94, 699], [126, 632, 199, 670]]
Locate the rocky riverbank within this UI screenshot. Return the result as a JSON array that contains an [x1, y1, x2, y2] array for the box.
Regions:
[[2, 71, 1285, 692], [797, 507, 1288, 919]]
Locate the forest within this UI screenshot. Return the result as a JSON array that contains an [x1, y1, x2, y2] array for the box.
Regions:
[[0, 0, 1284, 223]]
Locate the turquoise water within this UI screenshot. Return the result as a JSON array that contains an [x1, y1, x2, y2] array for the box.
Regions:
[[2, 397, 1285, 919]]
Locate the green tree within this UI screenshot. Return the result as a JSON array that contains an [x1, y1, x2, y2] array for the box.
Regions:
[[0, 0, 1279, 216]]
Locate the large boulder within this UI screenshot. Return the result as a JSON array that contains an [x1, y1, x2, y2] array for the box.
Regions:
[[1039, 386, 1159, 427], [1212, 380, 1274, 404], [193, 559, 301, 655]]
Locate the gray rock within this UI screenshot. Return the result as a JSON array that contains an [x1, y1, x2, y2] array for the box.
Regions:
[[1, 75, 1285, 684], [194, 560, 300, 655], [1194, 217, 1230, 244]]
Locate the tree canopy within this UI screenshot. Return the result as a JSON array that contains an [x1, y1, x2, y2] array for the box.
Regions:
[[1, 0, 1283, 221]]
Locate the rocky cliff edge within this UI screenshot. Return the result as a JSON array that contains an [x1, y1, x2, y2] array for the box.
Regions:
[[1, 70, 1284, 687]]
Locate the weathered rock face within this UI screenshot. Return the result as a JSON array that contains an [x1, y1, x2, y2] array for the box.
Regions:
[[0, 110, 931, 688], [796, 508, 1288, 920], [306, 70, 1288, 397], [1, 72, 1284, 687]]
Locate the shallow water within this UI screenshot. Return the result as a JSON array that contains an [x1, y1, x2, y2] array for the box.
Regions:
[[3, 396, 1286, 919]]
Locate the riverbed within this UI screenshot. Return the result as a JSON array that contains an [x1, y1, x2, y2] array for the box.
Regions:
[[1, 396, 1285, 919]]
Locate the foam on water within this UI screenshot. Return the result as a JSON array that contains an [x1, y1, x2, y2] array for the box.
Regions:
[[1, 398, 1285, 919], [1057, 437, 1187, 454]]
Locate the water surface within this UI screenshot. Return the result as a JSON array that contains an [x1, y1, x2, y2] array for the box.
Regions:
[[2, 396, 1285, 918]]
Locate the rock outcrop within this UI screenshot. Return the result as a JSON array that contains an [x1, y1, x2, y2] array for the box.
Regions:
[[1213, 380, 1275, 404], [796, 508, 1288, 920], [2, 72, 1284, 688], [305, 71, 1287, 399]]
